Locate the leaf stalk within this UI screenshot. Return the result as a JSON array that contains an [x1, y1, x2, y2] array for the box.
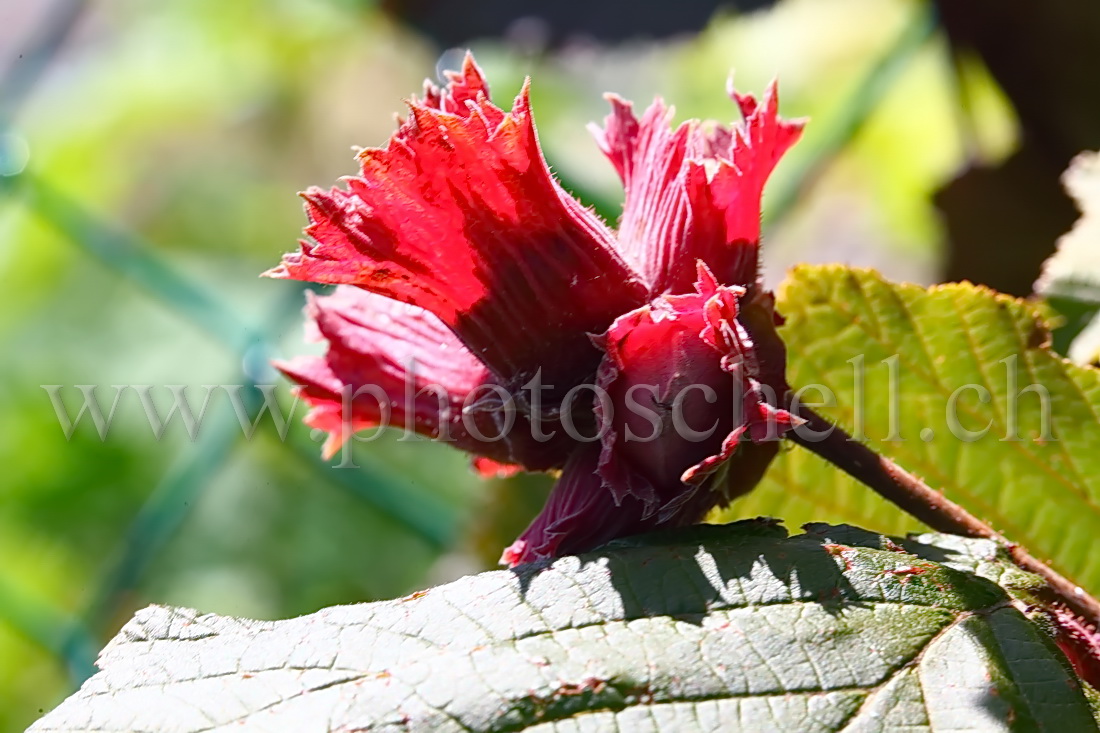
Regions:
[[789, 405, 1100, 624]]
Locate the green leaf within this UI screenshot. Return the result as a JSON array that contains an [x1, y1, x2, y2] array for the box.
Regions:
[[728, 265, 1100, 597], [30, 522, 1095, 731]]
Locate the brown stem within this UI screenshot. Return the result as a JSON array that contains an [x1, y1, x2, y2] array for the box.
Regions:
[[789, 405, 1100, 625]]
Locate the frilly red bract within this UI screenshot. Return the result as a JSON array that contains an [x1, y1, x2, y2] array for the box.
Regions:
[[268, 53, 805, 566]]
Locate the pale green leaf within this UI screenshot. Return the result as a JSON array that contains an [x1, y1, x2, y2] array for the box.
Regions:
[[30, 522, 1094, 732], [1036, 150, 1100, 363], [1036, 151, 1100, 304]]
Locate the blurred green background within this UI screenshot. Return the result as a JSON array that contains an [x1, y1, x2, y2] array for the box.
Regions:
[[4, 0, 1098, 727]]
